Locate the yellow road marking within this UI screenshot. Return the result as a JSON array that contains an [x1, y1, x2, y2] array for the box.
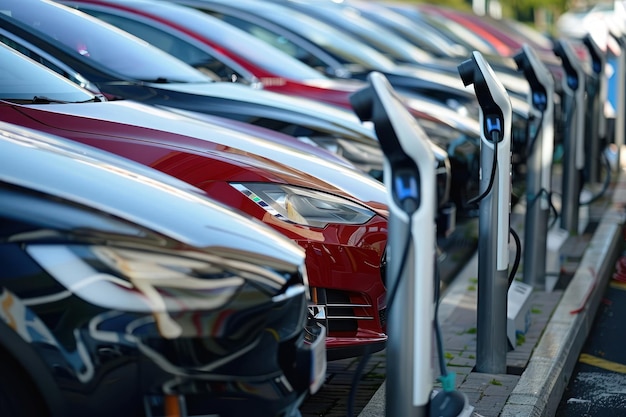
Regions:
[[579, 353, 626, 374]]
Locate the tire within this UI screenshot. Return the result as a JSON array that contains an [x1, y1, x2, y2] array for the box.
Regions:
[[0, 355, 50, 417]]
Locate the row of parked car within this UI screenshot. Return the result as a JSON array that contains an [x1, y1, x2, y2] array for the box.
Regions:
[[0, 0, 583, 416]]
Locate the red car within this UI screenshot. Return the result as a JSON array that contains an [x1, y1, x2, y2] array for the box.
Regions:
[[414, 4, 564, 73], [0, 42, 389, 359]]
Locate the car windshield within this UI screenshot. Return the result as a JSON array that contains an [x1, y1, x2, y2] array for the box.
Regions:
[[199, 1, 399, 73], [122, 0, 329, 81], [282, 2, 435, 65], [0, 0, 209, 83], [0, 43, 96, 103], [73, 7, 257, 85], [352, 1, 467, 58], [396, 6, 498, 56]]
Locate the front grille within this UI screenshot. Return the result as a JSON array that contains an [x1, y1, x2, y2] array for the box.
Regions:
[[379, 307, 387, 329], [309, 288, 374, 334], [380, 247, 387, 287]]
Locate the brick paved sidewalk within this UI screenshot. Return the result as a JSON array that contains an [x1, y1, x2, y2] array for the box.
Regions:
[[299, 267, 563, 417], [299, 350, 386, 417]]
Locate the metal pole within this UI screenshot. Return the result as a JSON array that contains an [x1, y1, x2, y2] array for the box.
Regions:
[[560, 89, 579, 232], [476, 143, 509, 373]]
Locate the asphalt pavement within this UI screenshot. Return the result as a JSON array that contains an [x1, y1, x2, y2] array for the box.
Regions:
[[556, 249, 626, 416]]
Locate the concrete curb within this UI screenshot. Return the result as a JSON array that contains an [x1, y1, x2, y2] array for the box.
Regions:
[[500, 188, 626, 416]]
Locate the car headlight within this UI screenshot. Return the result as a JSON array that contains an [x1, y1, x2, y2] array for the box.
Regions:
[[231, 183, 376, 228]]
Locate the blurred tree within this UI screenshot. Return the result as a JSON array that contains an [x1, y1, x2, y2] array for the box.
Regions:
[[397, 0, 474, 12], [437, 0, 474, 10], [505, 0, 569, 35], [404, 0, 567, 34], [505, 0, 568, 26]]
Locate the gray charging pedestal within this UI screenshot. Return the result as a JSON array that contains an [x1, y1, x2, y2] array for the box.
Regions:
[[554, 39, 586, 236], [514, 44, 554, 289], [583, 34, 606, 185], [351, 72, 437, 417], [609, 24, 626, 171], [351, 72, 474, 417], [458, 52, 512, 374]]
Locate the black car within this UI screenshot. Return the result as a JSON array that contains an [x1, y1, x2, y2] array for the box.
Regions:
[[0, 121, 325, 417]]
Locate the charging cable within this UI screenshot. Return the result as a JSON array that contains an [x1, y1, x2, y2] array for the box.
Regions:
[[466, 116, 503, 207]]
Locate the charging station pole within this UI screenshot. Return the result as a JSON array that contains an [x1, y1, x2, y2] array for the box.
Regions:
[[609, 24, 625, 170], [514, 44, 554, 289], [583, 33, 606, 185], [351, 72, 473, 417], [554, 39, 586, 236], [351, 71, 436, 417], [458, 52, 512, 374]]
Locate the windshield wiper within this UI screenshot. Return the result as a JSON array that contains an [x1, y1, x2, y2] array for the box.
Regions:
[[31, 96, 102, 104], [142, 77, 179, 84], [141, 77, 211, 84], [32, 96, 70, 104]]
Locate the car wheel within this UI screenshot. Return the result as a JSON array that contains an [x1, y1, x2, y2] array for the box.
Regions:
[[0, 355, 50, 417]]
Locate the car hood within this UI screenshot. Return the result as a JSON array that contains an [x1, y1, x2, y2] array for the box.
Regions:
[[298, 76, 365, 92], [397, 61, 530, 98], [152, 81, 377, 141], [403, 94, 481, 137], [0, 120, 306, 269], [154, 107, 356, 169], [391, 64, 531, 118], [4, 100, 389, 214]]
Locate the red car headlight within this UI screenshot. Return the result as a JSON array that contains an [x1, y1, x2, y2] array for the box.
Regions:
[[231, 182, 376, 228]]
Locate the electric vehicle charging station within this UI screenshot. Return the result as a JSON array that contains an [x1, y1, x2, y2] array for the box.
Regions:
[[457, 51, 512, 374], [513, 44, 555, 289], [553, 38, 587, 236], [583, 33, 608, 185], [608, 22, 626, 171], [350, 71, 472, 417]]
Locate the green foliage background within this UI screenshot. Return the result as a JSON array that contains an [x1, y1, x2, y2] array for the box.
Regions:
[[392, 0, 570, 15], [390, 0, 573, 34]]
